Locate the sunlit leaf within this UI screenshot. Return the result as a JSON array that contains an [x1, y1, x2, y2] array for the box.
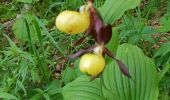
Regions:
[[99, 0, 141, 24], [12, 13, 37, 42], [102, 43, 159, 100], [62, 75, 105, 100]]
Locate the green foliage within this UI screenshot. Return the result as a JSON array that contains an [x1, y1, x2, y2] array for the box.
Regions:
[[1, 0, 170, 99], [0, 34, 41, 98], [61, 60, 83, 84], [154, 42, 170, 67], [158, 64, 170, 100], [12, 13, 38, 42], [157, 1, 170, 33], [102, 43, 159, 100], [99, 0, 141, 24], [157, 14, 170, 32], [30, 80, 63, 100], [65, 0, 85, 10], [119, 16, 157, 44], [0, 92, 18, 100], [0, 3, 17, 21], [25, 18, 50, 81], [62, 75, 105, 100]]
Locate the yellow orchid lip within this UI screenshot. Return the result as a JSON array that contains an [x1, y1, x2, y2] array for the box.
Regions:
[[79, 53, 105, 76], [55, 10, 90, 34]]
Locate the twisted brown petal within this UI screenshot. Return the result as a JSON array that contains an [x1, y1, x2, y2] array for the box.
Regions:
[[68, 46, 95, 59], [104, 48, 131, 78]]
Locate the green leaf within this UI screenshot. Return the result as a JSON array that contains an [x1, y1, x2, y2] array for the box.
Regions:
[[0, 23, 4, 30], [141, 34, 155, 43], [158, 64, 170, 81], [0, 92, 18, 100], [30, 93, 42, 100], [73, 59, 85, 77], [3, 34, 18, 50], [43, 93, 51, 100], [45, 80, 62, 96], [61, 60, 84, 84], [12, 13, 37, 42], [141, 26, 157, 35], [99, 0, 141, 24], [34, 17, 66, 57], [154, 42, 170, 57], [102, 43, 159, 100], [62, 75, 105, 100], [16, 80, 27, 95], [157, 15, 170, 32], [18, 60, 28, 81], [62, 67, 77, 84], [31, 67, 40, 83], [141, 26, 157, 43], [33, 18, 50, 81]]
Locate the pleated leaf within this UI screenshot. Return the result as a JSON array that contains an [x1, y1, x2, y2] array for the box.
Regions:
[[62, 75, 105, 100], [102, 43, 159, 100], [99, 0, 141, 24]]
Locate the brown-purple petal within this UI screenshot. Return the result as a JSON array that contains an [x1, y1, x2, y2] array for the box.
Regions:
[[115, 59, 131, 78], [68, 46, 95, 59], [103, 47, 114, 58], [104, 48, 131, 78], [94, 13, 103, 34], [97, 24, 112, 44], [85, 7, 103, 43]]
